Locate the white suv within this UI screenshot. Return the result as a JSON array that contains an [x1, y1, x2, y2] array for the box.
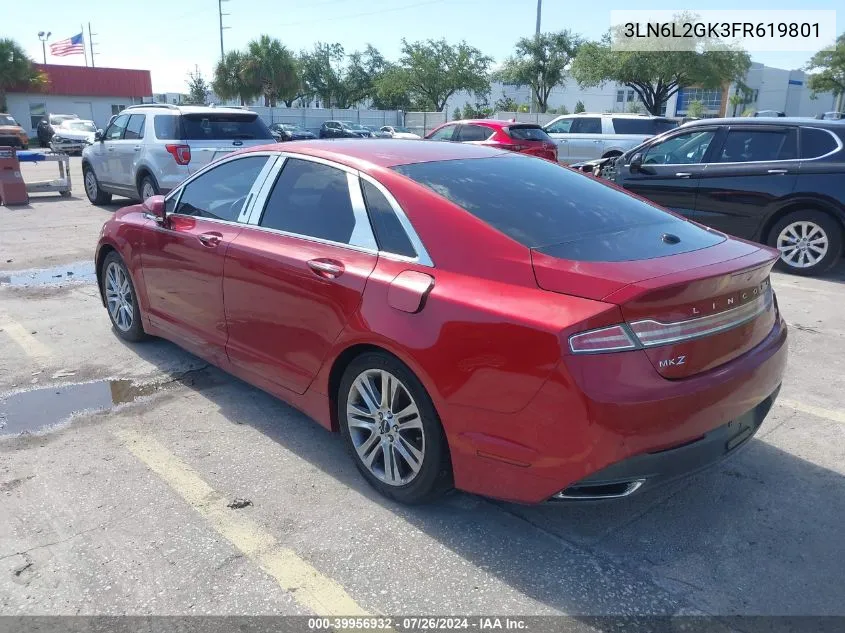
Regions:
[[81, 104, 275, 204], [543, 113, 678, 164]]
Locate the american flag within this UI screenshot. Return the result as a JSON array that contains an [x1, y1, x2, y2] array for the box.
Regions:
[[50, 32, 85, 57]]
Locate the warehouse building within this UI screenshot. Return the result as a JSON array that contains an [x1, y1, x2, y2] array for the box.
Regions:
[[6, 64, 152, 137]]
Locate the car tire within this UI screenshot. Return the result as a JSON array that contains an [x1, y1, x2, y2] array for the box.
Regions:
[[83, 165, 112, 205], [101, 251, 147, 342], [338, 351, 453, 504], [138, 174, 159, 201], [768, 210, 843, 276]]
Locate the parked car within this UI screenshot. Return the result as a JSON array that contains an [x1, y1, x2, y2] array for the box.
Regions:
[[818, 112, 844, 120], [319, 121, 372, 138], [544, 113, 678, 164], [269, 123, 316, 142], [425, 119, 557, 161], [364, 125, 391, 138], [36, 113, 80, 147], [49, 119, 97, 155], [95, 139, 786, 504], [82, 104, 275, 204], [380, 125, 421, 139], [754, 110, 787, 117], [0, 113, 28, 149], [594, 118, 845, 276]]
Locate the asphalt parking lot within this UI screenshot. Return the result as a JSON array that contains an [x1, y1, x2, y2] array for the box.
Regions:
[[2, 156, 845, 620]]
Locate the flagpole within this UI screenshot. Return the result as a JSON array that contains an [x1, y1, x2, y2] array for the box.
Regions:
[[81, 24, 89, 66], [88, 23, 96, 67]]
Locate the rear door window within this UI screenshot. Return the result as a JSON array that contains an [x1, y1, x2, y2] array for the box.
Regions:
[[612, 118, 678, 135], [124, 114, 145, 140], [456, 125, 492, 142], [715, 128, 797, 162], [800, 128, 839, 159], [570, 118, 602, 134], [181, 113, 274, 141], [394, 154, 723, 261], [175, 156, 269, 221]]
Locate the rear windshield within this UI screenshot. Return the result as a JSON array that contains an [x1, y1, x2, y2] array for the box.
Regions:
[[394, 154, 723, 261], [507, 126, 552, 141], [181, 113, 273, 141], [612, 118, 678, 135]]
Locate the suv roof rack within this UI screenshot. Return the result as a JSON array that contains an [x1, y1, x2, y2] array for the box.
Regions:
[[125, 103, 180, 111]]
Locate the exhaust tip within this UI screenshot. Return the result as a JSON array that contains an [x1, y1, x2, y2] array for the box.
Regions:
[[552, 479, 646, 501]]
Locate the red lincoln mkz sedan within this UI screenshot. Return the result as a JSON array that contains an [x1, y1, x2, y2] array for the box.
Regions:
[[96, 139, 787, 504]]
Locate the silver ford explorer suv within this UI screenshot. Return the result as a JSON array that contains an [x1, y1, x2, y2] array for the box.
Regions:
[[544, 113, 678, 164], [81, 104, 275, 204]]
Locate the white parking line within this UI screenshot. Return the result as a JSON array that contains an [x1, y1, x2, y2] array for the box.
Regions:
[[779, 399, 845, 425], [115, 429, 374, 618], [0, 319, 52, 358]]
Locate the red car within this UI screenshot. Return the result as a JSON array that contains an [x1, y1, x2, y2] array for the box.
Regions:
[[96, 139, 787, 504], [426, 119, 558, 161]]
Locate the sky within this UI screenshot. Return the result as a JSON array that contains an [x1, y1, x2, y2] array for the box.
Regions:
[[3, 0, 841, 93]]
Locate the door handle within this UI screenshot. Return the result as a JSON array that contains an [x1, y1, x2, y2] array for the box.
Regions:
[[593, 140, 602, 143], [134, 146, 141, 151], [675, 172, 692, 178], [767, 168, 789, 174], [307, 259, 344, 279], [107, 147, 115, 152], [197, 232, 222, 247]]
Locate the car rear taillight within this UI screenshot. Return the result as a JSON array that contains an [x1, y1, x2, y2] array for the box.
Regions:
[[165, 144, 191, 165], [569, 287, 773, 354], [569, 325, 637, 353]]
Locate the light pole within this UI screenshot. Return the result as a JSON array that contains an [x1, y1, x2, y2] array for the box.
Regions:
[[37, 31, 51, 64], [530, 0, 541, 114]]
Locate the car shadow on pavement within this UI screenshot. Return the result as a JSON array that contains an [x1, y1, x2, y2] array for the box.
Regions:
[[117, 338, 845, 618]]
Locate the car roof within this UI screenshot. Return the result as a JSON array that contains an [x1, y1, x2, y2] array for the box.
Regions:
[[681, 116, 845, 128], [238, 138, 507, 168]]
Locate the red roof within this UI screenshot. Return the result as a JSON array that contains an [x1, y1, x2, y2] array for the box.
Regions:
[[21, 64, 152, 98]]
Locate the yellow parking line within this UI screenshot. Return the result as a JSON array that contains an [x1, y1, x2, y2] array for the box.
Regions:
[[779, 399, 845, 425], [0, 320, 51, 358], [114, 429, 370, 617]]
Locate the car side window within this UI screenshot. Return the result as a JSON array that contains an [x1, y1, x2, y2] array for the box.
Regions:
[[800, 128, 838, 159], [642, 130, 716, 165], [570, 118, 602, 134], [175, 156, 269, 222], [259, 158, 370, 247], [124, 114, 145, 140], [457, 125, 491, 142], [715, 128, 797, 163], [360, 180, 416, 258], [105, 114, 129, 141], [429, 125, 457, 141], [545, 118, 573, 134]]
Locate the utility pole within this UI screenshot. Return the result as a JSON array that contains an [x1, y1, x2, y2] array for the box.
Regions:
[[530, 0, 542, 114], [88, 23, 97, 67], [218, 0, 230, 61]]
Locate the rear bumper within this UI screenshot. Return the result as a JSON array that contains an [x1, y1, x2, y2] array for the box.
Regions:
[[554, 385, 778, 500], [447, 315, 788, 504]]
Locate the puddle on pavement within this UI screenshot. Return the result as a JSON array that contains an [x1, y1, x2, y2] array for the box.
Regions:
[[0, 261, 96, 287], [0, 369, 220, 437]]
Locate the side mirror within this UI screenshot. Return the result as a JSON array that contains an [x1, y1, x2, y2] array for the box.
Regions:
[[94, 129, 104, 141], [630, 152, 644, 173], [143, 195, 166, 222]]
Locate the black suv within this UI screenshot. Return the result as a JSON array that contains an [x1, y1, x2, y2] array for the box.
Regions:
[[318, 121, 372, 139], [605, 118, 845, 276]]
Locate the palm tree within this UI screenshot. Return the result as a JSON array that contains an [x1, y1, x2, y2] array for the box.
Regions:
[[0, 38, 47, 111], [212, 51, 260, 106], [245, 35, 298, 107]]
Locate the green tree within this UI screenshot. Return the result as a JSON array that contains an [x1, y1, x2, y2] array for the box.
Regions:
[[300, 43, 385, 108], [245, 35, 298, 107], [517, 103, 530, 113], [494, 94, 520, 112], [377, 39, 492, 111], [494, 30, 583, 113], [559, 105, 570, 115], [0, 39, 47, 111], [185, 66, 209, 105], [574, 100, 585, 113], [686, 100, 705, 118], [212, 50, 261, 105], [805, 32, 845, 103], [571, 23, 751, 116], [728, 92, 744, 116], [452, 107, 461, 120]]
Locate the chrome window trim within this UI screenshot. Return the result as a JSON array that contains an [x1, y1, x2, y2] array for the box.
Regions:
[[346, 171, 379, 251], [164, 152, 278, 226], [358, 172, 434, 267], [245, 155, 286, 225]]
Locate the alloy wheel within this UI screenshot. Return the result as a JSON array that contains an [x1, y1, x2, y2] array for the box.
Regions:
[[346, 369, 425, 486], [141, 180, 155, 201], [776, 221, 829, 269], [105, 262, 134, 332], [84, 170, 98, 200]]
